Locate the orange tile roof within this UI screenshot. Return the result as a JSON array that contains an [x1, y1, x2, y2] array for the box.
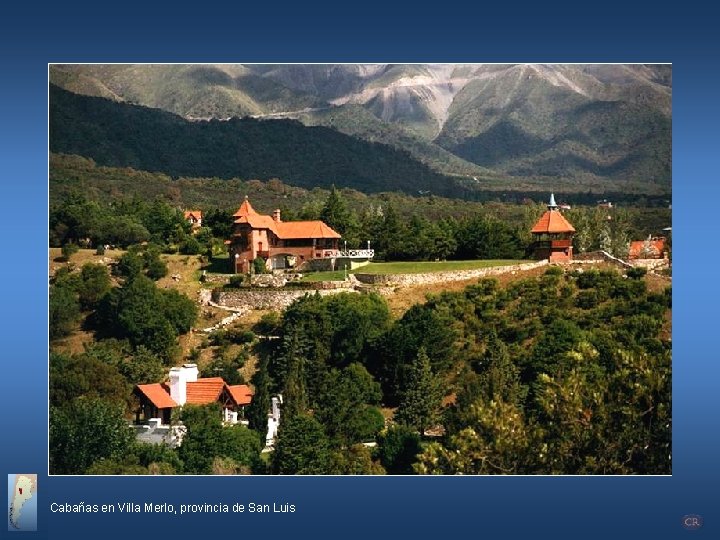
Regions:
[[227, 384, 254, 406], [531, 210, 576, 234], [184, 210, 202, 220], [233, 197, 257, 218], [234, 213, 279, 230], [232, 197, 341, 239], [628, 238, 666, 259], [136, 383, 177, 409], [275, 220, 341, 239], [185, 377, 226, 405]]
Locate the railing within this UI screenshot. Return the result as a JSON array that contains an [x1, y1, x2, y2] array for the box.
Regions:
[[339, 249, 375, 258], [313, 249, 375, 259]]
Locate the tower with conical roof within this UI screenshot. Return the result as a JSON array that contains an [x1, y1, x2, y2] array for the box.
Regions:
[[530, 193, 575, 261]]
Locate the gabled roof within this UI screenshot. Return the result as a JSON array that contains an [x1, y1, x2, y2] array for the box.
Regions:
[[234, 213, 279, 231], [232, 197, 341, 239], [186, 378, 226, 405], [531, 210, 576, 234], [628, 237, 666, 259], [184, 210, 202, 220], [227, 384, 254, 406], [136, 383, 178, 409], [275, 220, 341, 239]]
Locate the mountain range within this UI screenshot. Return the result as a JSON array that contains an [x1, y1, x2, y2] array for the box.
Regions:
[[50, 64, 672, 194]]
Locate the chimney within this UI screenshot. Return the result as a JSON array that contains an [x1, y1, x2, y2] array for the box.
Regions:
[[273, 209, 281, 222], [182, 363, 198, 383], [169, 367, 186, 406], [271, 396, 280, 421]]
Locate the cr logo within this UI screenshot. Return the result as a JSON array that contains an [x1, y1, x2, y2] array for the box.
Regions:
[[682, 515, 703, 530]]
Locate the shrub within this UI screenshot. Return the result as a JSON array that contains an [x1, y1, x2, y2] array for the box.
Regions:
[[253, 257, 268, 274], [179, 235, 202, 255], [254, 312, 281, 335], [544, 266, 563, 276], [227, 274, 245, 288], [575, 290, 599, 309], [61, 243, 79, 261], [626, 266, 647, 279]]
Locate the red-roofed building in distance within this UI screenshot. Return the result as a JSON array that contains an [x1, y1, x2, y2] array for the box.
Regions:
[[531, 194, 576, 262], [184, 210, 203, 231], [228, 196, 373, 273], [628, 236, 667, 260]]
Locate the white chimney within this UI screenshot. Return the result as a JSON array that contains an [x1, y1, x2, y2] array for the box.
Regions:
[[169, 367, 186, 406], [182, 363, 199, 383], [273, 209, 281, 222], [271, 396, 280, 421]]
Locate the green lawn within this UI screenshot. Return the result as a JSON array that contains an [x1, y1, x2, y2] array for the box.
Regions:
[[353, 260, 526, 274], [300, 270, 348, 282], [301, 260, 525, 281]]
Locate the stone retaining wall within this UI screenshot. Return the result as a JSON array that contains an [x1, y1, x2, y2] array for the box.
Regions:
[[212, 287, 357, 310], [353, 260, 548, 286]]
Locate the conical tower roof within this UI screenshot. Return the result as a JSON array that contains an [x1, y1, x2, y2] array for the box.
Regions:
[[233, 196, 258, 218], [548, 193, 557, 209], [531, 193, 575, 234]]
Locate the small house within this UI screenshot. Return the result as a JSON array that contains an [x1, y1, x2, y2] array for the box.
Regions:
[[184, 210, 203, 231]]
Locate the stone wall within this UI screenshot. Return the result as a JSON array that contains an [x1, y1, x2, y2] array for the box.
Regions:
[[353, 260, 548, 286], [630, 258, 670, 271], [212, 287, 357, 311]]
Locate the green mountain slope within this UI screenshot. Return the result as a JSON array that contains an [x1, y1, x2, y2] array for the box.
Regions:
[[49, 64, 672, 193], [49, 84, 461, 196]]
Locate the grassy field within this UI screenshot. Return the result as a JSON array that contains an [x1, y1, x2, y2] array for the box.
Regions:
[[301, 260, 525, 281], [354, 260, 525, 274], [301, 270, 348, 282]]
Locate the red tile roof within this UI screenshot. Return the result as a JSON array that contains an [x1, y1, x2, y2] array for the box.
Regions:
[[184, 210, 202, 221], [275, 220, 341, 239], [628, 237, 666, 259], [531, 210, 576, 234], [233, 197, 341, 239], [227, 384, 254, 406], [135, 377, 254, 409], [186, 378, 226, 405], [136, 383, 178, 409]]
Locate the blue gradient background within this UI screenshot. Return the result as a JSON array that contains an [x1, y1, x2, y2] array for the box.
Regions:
[[1, 2, 717, 538]]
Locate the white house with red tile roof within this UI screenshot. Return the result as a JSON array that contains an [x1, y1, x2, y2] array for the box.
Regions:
[[184, 210, 203, 231], [133, 364, 253, 427]]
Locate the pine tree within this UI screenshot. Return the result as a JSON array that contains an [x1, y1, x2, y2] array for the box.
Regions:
[[395, 347, 443, 436], [247, 358, 272, 434]]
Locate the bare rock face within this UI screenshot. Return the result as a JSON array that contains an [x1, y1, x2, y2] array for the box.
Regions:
[[50, 64, 671, 190]]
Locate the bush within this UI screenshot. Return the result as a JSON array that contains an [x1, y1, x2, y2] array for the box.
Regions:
[[626, 266, 647, 279], [544, 266, 563, 276], [575, 290, 599, 309], [254, 312, 281, 335], [378, 425, 422, 474], [61, 243, 79, 261], [78, 263, 112, 309], [179, 235, 202, 255], [227, 274, 245, 288], [50, 285, 80, 339], [96, 244, 106, 255], [145, 256, 168, 280], [253, 257, 268, 274]]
